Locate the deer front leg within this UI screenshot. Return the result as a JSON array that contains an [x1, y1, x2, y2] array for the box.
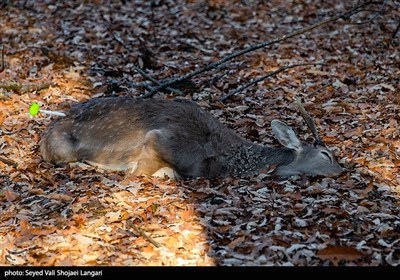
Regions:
[[130, 129, 172, 177]]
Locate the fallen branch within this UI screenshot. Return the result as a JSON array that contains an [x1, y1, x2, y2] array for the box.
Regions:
[[0, 156, 18, 168], [6, 246, 37, 255], [132, 65, 183, 95], [0, 43, 4, 72], [32, 197, 77, 217], [0, 81, 55, 94], [392, 20, 400, 45], [40, 47, 74, 66], [141, 1, 373, 98], [127, 81, 154, 91], [112, 33, 182, 94], [220, 63, 323, 102], [306, 81, 333, 98], [126, 219, 161, 248], [354, 0, 388, 25]]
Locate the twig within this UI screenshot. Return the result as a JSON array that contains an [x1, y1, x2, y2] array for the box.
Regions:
[[0, 43, 4, 72], [32, 197, 77, 217], [0, 81, 55, 94], [141, 2, 373, 99], [127, 81, 154, 91], [149, 1, 158, 44], [127, 81, 153, 87], [40, 47, 74, 66], [207, 68, 232, 87], [220, 63, 322, 102], [306, 81, 333, 98], [176, 38, 214, 54], [126, 219, 161, 248], [392, 20, 400, 44], [6, 246, 37, 255], [0, 156, 18, 168], [113, 33, 181, 94], [354, 0, 388, 25], [132, 65, 183, 95]]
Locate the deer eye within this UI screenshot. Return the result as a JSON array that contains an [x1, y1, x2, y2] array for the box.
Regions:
[[320, 150, 333, 164]]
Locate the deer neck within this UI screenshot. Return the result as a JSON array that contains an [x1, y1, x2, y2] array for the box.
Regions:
[[226, 142, 295, 177]]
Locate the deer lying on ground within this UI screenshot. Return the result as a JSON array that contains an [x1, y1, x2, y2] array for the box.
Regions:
[[39, 97, 343, 179]]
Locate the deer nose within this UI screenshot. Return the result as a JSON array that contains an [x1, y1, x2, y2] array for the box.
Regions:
[[333, 166, 346, 176]]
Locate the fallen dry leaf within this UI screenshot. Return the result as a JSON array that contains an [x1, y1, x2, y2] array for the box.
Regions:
[[317, 246, 365, 265]]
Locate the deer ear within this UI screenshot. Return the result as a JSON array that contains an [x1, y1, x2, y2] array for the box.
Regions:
[[271, 120, 302, 151]]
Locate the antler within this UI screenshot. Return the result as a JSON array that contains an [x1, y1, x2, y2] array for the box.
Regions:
[[295, 97, 325, 147]]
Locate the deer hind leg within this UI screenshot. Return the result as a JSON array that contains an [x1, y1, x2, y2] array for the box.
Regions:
[[130, 129, 173, 177], [40, 130, 79, 165]]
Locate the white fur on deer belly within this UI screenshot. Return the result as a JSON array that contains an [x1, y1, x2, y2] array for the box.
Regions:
[[152, 167, 176, 179], [85, 161, 139, 171], [85, 161, 176, 178]]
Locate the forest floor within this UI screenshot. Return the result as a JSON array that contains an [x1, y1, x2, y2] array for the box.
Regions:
[[0, 0, 399, 266]]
